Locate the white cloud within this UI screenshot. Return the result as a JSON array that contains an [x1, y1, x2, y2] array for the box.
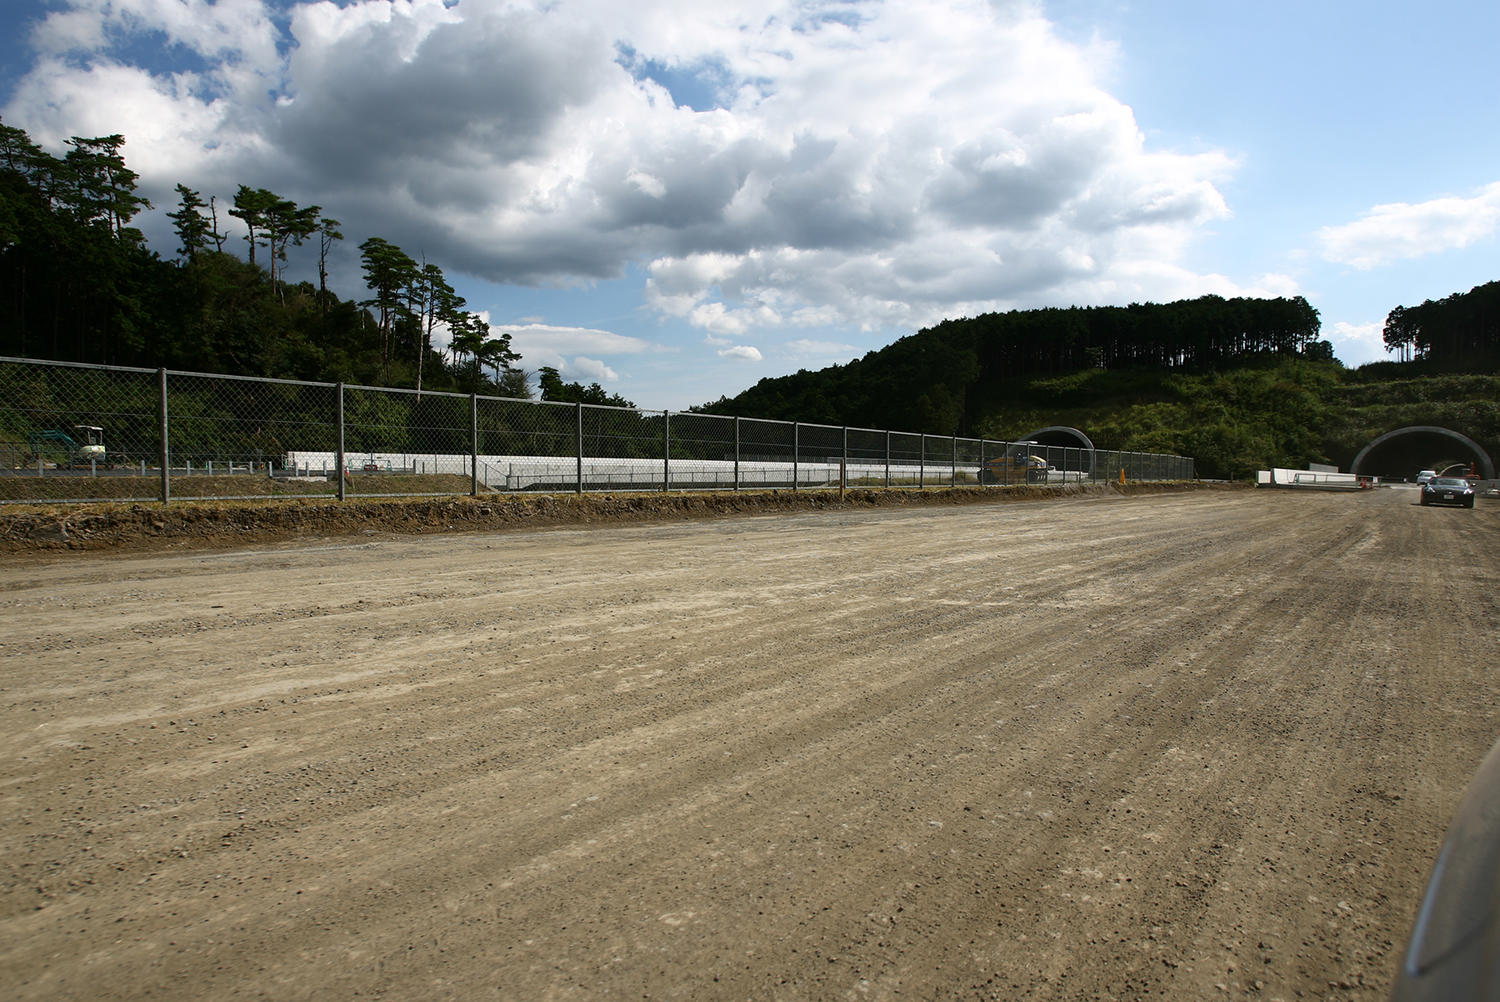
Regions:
[[785, 339, 860, 358], [31, 0, 282, 65], [28, 8, 109, 52], [500, 322, 654, 380], [6, 58, 249, 181], [506, 323, 654, 358], [569, 356, 620, 382], [718, 345, 763, 362], [4, 0, 1249, 340], [429, 315, 647, 385], [28, 0, 283, 116], [626, 169, 667, 199], [1326, 320, 1388, 363], [1318, 182, 1500, 270]]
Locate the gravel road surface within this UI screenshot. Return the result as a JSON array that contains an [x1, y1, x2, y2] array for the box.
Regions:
[[3, 485, 1497, 1000]]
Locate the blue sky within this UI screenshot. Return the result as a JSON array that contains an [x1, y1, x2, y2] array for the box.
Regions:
[[3, 0, 1496, 410]]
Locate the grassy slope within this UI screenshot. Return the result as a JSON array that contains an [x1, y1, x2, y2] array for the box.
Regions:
[[968, 358, 1500, 481]]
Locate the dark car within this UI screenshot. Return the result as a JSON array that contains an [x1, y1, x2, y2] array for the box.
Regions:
[[1389, 737, 1500, 1001], [1420, 477, 1476, 508]]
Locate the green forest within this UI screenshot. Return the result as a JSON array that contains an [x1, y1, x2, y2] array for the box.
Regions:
[[3, 118, 1498, 481], [697, 287, 1500, 479], [0, 119, 646, 403], [696, 295, 1331, 432]]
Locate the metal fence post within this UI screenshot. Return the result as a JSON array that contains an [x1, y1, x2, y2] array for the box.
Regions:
[[842, 426, 849, 496], [575, 402, 584, 495], [885, 430, 891, 488], [919, 436, 925, 489], [157, 368, 170, 504], [663, 410, 671, 493], [792, 422, 799, 492], [470, 393, 479, 497], [335, 382, 346, 501], [734, 416, 741, 492], [951, 436, 957, 487]]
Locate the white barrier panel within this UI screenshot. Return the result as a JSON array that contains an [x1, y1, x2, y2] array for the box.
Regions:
[[285, 452, 979, 489], [1267, 468, 1358, 489], [283, 451, 1100, 491]]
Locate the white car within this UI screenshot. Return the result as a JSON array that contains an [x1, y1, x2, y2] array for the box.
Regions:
[[1416, 469, 1437, 485]]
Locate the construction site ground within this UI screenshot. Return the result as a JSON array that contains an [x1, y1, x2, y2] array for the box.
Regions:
[[3, 483, 1498, 1000]]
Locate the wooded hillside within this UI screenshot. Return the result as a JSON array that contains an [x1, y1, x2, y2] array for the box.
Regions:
[[697, 295, 1329, 435], [0, 120, 532, 398], [697, 290, 1499, 481]]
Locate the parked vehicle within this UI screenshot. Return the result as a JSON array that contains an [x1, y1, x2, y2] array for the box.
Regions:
[[1419, 477, 1476, 508]]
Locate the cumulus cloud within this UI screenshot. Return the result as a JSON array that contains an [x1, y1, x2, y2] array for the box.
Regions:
[[4, 0, 1249, 338], [1326, 320, 1388, 362], [30, 0, 282, 70], [504, 323, 652, 380], [785, 339, 860, 358], [506, 323, 652, 356], [718, 345, 763, 362], [1318, 182, 1500, 270], [568, 357, 620, 382]]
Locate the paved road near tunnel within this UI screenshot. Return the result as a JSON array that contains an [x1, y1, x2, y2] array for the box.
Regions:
[[3, 485, 1498, 1000]]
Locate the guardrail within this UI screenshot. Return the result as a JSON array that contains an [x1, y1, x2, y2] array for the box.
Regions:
[[1, 356, 1196, 504]]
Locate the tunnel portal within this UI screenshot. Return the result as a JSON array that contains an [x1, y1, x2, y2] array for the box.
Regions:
[[1349, 426, 1495, 481]]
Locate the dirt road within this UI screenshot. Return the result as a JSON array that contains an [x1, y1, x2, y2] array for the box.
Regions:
[[3, 486, 1497, 1000]]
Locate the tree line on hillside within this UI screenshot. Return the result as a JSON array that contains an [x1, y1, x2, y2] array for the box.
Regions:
[[1383, 280, 1500, 365], [0, 119, 628, 407], [699, 296, 1332, 434]]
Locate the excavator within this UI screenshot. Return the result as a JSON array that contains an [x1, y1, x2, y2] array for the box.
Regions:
[[25, 425, 108, 468]]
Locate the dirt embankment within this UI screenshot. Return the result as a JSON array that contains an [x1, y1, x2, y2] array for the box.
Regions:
[[0, 481, 1230, 553]]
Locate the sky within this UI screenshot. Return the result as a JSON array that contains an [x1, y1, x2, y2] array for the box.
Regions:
[[2, 0, 1497, 411]]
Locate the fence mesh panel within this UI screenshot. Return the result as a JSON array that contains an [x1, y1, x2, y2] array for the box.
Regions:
[[168, 372, 340, 500], [846, 429, 888, 487], [667, 412, 737, 489], [333, 385, 472, 496], [792, 423, 840, 488], [955, 438, 984, 485], [0, 359, 162, 502], [919, 435, 951, 486], [887, 432, 922, 486], [739, 418, 795, 489], [581, 405, 663, 491], [1, 356, 1199, 504], [474, 396, 573, 491]]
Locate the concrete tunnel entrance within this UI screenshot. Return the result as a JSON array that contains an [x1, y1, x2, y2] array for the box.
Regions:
[[1021, 426, 1097, 476], [1350, 426, 1495, 481]]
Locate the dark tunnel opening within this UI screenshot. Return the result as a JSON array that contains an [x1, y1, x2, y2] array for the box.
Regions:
[[1350, 426, 1495, 481]]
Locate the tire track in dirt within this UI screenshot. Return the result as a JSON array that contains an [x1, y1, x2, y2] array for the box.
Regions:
[[2, 488, 1497, 1000]]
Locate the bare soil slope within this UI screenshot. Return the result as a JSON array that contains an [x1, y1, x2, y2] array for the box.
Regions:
[[0, 483, 1201, 553], [3, 486, 1497, 1000]]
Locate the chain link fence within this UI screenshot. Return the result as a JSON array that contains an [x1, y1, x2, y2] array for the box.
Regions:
[[1, 356, 1196, 504]]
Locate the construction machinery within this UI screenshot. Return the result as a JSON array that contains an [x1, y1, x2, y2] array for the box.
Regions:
[[980, 453, 1050, 485], [25, 425, 108, 468]]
